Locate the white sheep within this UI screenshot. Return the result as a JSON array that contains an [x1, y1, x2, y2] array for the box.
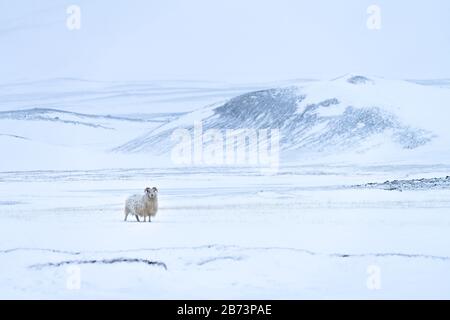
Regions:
[[124, 187, 159, 222]]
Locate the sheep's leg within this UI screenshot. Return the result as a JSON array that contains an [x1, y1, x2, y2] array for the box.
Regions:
[[124, 213, 128, 221], [135, 215, 140, 222], [148, 216, 151, 223], [143, 216, 147, 222]]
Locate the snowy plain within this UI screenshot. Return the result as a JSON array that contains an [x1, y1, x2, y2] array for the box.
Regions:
[[1, 77, 450, 299]]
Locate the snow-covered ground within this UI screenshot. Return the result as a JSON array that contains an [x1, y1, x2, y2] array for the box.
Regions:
[[1, 77, 450, 299], [1, 165, 450, 299]]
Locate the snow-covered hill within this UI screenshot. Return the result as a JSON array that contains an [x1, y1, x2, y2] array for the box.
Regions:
[[0, 108, 169, 149], [1, 76, 449, 171], [0, 107, 175, 171], [115, 75, 450, 164], [0, 79, 314, 171]]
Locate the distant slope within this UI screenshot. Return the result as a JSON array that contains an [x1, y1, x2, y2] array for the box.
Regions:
[[114, 75, 450, 164], [0, 108, 174, 127], [0, 107, 176, 171], [0, 108, 169, 150]]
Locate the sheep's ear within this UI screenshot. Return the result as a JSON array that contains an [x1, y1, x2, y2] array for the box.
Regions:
[[152, 187, 158, 192], [144, 187, 150, 193]]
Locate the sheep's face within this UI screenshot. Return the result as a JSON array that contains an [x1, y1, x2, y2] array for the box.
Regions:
[[145, 187, 158, 200]]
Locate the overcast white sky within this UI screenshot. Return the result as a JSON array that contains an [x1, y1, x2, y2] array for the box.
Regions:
[[1, 0, 449, 83]]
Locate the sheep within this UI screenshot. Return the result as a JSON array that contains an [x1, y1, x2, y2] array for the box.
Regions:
[[124, 187, 159, 222]]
